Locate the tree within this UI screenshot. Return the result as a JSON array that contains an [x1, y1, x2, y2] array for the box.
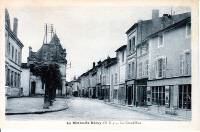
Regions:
[[30, 61, 62, 109]]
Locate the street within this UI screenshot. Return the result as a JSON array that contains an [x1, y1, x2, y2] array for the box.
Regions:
[[6, 97, 178, 121]]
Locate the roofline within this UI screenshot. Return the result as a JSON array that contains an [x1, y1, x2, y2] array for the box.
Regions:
[[126, 23, 138, 34], [115, 45, 127, 52], [6, 26, 24, 48], [144, 16, 191, 42], [125, 12, 191, 35]]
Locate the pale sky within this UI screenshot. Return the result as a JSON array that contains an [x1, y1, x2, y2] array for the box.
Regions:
[[7, 6, 190, 81]]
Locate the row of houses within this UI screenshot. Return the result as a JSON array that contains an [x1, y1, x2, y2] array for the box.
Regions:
[[67, 10, 191, 116]]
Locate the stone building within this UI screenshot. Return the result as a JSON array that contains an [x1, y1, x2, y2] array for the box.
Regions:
[[100, 57, 117, 101], [108, 58, 118, 103], [146, 16, 191, 115], [66, 79, 80, 97], [5, 9, 24, 97], [115, 45, 127, 105], [125, 10, 191, 107], [21, 28, 67, 96], [89, 63, 98, 98]]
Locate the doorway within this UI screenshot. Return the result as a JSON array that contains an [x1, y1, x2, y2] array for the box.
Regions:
[[31, 81, 36, 95], [127, 86, 133, 105], [138, 86, 147, 106]]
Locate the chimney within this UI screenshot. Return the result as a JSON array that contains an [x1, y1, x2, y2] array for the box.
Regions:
[[152, 9, 160, 33], [13, 18, 18, 36], [152, 9, 159, 19], [93, 62, 95, 68], [29, 46, 32, 57], [97, 60, 101, 65], [5, 8, 11, 28]]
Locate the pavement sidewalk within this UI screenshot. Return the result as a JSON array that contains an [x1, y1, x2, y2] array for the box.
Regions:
[[104, 101, 191, 121], [6, 97, 68, 115]]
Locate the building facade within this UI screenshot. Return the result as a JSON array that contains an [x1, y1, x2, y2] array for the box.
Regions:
[[66, 79, 80, 97], [125, 10, 191, 107], [5, 9, 24, 97], [147, 16, 191, 115], [115, 45, 127, 105], [108, 58, 118, 103]]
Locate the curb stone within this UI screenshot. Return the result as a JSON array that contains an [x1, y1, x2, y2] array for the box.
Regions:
[[6, 105, 69, 115], [6, 99, 69, 115]]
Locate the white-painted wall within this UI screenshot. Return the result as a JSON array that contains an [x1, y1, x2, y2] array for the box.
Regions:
[[20, 68, 30, 96]]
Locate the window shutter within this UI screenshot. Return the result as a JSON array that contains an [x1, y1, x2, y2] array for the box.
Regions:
[[154, 60, 158, 78], [162, 57, 167, 77], [180, 54, 184, 75]]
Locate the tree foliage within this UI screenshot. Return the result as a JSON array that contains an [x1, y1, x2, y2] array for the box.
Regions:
[[30, 61, 62, 108]]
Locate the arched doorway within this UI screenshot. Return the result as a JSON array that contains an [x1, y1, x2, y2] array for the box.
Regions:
[[31, 81, 36, 95]]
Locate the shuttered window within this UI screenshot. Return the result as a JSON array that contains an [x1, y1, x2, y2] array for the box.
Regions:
[[155, 57, 167, 78]]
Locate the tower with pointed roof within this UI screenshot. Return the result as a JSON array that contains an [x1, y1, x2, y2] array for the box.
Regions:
[[26, 24, 67, 96]]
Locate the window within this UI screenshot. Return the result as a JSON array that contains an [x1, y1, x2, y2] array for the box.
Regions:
[[185, 52, 191, 75], [14, 72, 17, 87], [99, 75, 101, 83], [6, 69, 10, 86], [132, 37, 135, 51], [103, 76, 106, 84], [158, 34, 164, 47], [139, 62, 142, 77], [128, 63, 131, 78], [122, 51, 124, 62], [129, 39, 132, 52], [158, 59, 163, 77], [18, 51, 21, 64], [18, 74, 20, 87], [111, 74, 113, 86], [155, 57, 167, 78], [11, 71, 13, 86], [151, 86, 165, 105], [180, 54, 184, 75], [88, 78, 90, 86], [15, 49, 17, 63], [180, 52, 191, 76], [132, 62, 135, 78], [179, 84, 191, 109], [8, 43, 10, 55], [145, 60, 149, 76], [186, 23, 191, 38], [115, 73, 117, 84], [12, 46, 14, 59]]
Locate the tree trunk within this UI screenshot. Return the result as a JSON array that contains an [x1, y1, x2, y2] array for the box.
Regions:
[[43, 82, 50, 109]]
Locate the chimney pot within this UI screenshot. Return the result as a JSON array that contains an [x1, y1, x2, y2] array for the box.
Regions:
[[13, 18, 18, 36], [93, 62, 95, 68]]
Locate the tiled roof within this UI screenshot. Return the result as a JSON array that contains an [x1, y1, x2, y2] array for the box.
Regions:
[[28, 33, 67, 64]]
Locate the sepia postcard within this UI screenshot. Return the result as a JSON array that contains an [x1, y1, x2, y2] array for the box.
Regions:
[[0, 0, 199, 131]]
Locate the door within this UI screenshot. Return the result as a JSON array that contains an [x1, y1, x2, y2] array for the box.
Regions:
[[128, 86, 133, 105], [140, 86, 147, 106], [31, 81, 36, 95]]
